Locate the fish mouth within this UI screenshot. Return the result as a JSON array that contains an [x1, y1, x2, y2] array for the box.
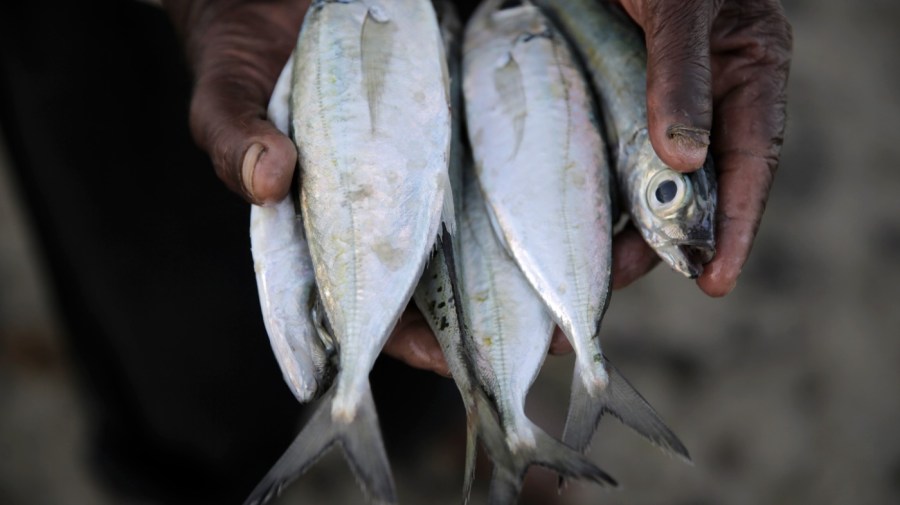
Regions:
[[657, 242, 716, 279]]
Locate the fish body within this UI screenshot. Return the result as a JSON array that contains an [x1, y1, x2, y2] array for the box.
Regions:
[[246, 2, 452, 503], [413, 235, 482, 503], [463, 0, 612, 395], [536, 0, 717, 277], [458, 170, 615, 502], [460, 176, 553, 450], [250, 56, 333, 404], [250, 200, 330, 402], [410, 4, 485, 502], [294, 0, 451, 424]]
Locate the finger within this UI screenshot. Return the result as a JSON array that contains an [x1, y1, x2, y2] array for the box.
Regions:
[[549, 327, 573, 355], [611, 225, 660, 289], [383, 309, 450, 377], [190, 77, 297, 204], [618, 0, 718, 171], [184, 2, 305, 204], [699, 1, 792, 297]]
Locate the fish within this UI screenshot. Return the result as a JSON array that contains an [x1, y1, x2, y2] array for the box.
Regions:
[[458, 167, 616, 503], [464, 0, 613, 412], [410, 3, 484, 502], [413, 232, 484, 504], [435, 0, 465, 214], [415, 7, 610, 503], [463, 0, 689, 474], [536, 0, 717, 278], [244, 1, 453, 503], [249, 55, 335, 404]]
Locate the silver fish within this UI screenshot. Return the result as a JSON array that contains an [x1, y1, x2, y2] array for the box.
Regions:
[[458, 168, 615, 503], [250, 200, 331, 402], [464, 0, 613, 409], [464, 0, 689, 472], [435, 0, 464, 215], [249, 56, 334, 404], [245, 1, 453, 503], [411, 3, 483, 501], [537, 0, 717, 278]]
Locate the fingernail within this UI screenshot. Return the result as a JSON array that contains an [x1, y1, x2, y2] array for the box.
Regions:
[[242, 142, 266, 200], [666, 124, 711, 148], [666, 124, 710, 169]]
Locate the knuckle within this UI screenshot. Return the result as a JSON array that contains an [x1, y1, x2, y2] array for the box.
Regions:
[[721, 2, 793, 68], [647, 0, 714, 50]]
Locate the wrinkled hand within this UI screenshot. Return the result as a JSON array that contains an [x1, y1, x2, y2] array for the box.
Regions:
[[163, 0, 307, 204], [609, 0, 793, 296]]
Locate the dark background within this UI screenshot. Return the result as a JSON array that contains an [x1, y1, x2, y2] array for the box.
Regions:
[[2, 0, 899, 504]]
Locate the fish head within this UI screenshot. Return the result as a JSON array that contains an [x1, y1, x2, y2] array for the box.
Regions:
[[631, 147, 717, 278]]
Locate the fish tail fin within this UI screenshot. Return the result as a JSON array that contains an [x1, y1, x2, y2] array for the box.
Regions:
[[452, 384, 516, 504], [601, 357, 691, 460], [467, 395, 526, 505], [243, 385, 396, 505], [465, 387, 510, 502], [465, 363, 614, 503], [529, 422, 618, 485], [487, 467, 521, 505], [562, 355, 691, 473], [487, 420, 617, 505]]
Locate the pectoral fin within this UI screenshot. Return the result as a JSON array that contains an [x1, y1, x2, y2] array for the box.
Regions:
[[361, 7, 397, 132], [493, 53, 527, 160]]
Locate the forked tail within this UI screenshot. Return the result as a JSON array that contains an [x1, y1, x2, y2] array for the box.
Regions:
[[470, 390, 616, 505], [562, 355, 691, 483], [243, 385, 396, 505]]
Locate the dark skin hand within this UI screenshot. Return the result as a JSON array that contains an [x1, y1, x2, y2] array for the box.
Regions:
[[609, 0, 793, 299], [162, 0, 791, 373]]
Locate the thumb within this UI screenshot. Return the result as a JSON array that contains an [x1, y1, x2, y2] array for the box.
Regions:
[[619, 0, 719, 172], [190, 70, 297, 204], [170, 1, 307, 204]]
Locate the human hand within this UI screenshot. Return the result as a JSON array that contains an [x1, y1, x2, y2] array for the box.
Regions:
[[608, 0, 793, 296], [162, 0, 308, 204]]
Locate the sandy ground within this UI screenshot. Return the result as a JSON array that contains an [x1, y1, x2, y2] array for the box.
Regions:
[[2, 1, 899, 504]]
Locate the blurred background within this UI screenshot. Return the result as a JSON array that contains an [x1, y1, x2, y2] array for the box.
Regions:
[[1, 0, 898, 504]]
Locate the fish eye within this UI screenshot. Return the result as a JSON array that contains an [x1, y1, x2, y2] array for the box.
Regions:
[[647, 171, 692, 217], [654, 179, 678, 204]]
